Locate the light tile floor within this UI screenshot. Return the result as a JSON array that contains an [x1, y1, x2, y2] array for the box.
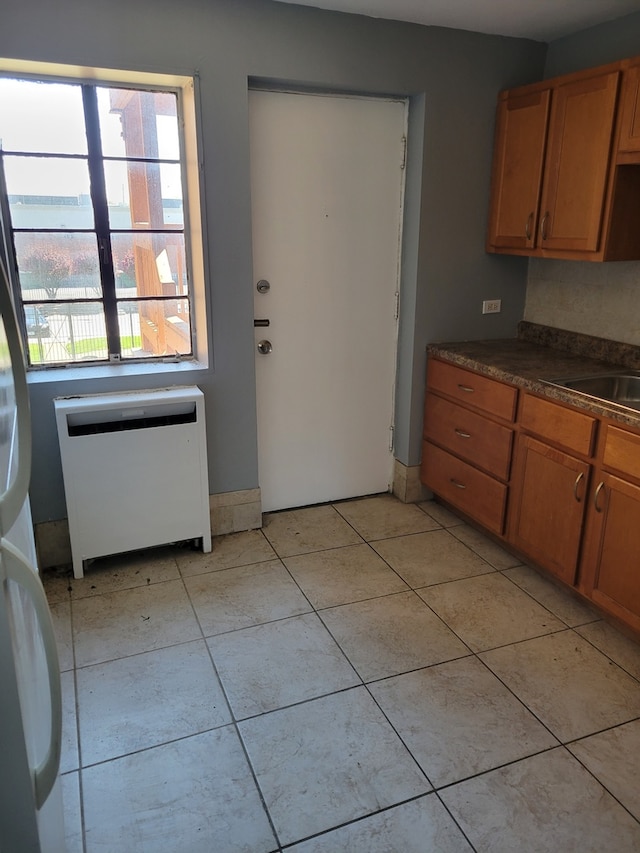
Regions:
[[43, 494, 640, 853]]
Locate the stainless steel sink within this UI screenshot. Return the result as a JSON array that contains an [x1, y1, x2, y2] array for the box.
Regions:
[[549, 372, 640, 411]]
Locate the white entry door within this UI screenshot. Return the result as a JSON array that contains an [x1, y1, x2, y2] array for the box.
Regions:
[[249, 90, 406, 512]]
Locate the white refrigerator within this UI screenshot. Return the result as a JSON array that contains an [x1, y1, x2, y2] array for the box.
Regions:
[[0, 257, 65, 852]]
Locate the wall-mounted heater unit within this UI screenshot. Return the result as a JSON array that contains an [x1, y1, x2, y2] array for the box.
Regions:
[[54, 386, 212, 579]]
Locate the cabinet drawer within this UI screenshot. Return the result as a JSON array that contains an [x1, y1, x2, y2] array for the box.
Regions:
[[427, 359, 517, 422], [520, 394, 596, 456], [424, 393, 513, 481], [420, 440, 507, 535], [603, 425, 640, 481]]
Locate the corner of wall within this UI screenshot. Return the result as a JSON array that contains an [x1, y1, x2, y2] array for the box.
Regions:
[[392, 458, 431, 503], [209, 488, 262, 536]]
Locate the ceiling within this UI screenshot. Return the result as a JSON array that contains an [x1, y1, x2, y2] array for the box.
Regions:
[[272, 0, 640, 42]]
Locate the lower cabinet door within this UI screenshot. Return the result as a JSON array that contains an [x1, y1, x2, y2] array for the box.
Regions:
[[421, 440, 507, 535], [587, 473, 640, 630], [509, 435, 590, 584]]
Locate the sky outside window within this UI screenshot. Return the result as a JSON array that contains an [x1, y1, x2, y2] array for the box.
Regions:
[[0, 79, 182, 202], [0, 76, 191, 365]]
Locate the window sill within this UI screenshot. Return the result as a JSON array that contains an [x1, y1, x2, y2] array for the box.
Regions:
[[26, 358, 209, 386]]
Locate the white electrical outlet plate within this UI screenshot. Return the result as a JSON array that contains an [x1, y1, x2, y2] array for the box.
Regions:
[[482, 299, 501, 314]]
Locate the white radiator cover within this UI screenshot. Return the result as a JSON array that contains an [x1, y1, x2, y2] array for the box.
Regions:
[[54, 386, 212, 579]]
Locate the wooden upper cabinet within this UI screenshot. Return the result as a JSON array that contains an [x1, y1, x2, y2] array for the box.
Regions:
[[486, 90, 550, 250], [486, 58, 640, 260], [538, 72, 619, 253]]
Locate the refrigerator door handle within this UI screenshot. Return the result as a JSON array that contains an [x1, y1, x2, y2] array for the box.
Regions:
[[0, 257, 32, 535], [1, 537, 62, 809]]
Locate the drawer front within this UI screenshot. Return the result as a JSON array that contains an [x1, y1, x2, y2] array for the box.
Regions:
[[424, 393, 513, 481], [520, 393, 596, 456], [603, 425, 640, 481], [427, 359, 517, 422], [421, 440, 507, 535]]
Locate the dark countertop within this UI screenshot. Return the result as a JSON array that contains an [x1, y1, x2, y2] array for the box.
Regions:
[[427, 332, 640, 429]]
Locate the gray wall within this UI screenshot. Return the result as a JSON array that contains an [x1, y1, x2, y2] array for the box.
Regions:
[[524, 12, 640, 345], [544, 10, 640, 77], [1, 0, 546, 522]]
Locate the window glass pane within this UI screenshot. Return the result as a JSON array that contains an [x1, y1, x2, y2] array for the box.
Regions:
[[24, 301, 107, 365], [111, 233, 187, 298], [117, 298, 190, 359], [5, 156, 94, 228], [98, 88, 179, 159], [1, 75, 196, 369], [15, 233, 100, 300], [104, 161, 183, 228], [0, 79, 87, 155]]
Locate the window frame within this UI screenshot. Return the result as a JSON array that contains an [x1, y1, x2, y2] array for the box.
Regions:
[[0, 59, 208, 371]]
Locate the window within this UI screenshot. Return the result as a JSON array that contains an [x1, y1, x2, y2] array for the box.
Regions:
[[0, 72, 202, 367]]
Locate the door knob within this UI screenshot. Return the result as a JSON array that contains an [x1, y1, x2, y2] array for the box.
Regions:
[[257, 340, 273, 355]]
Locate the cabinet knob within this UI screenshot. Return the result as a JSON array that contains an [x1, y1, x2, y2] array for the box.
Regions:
[[454, 428, 472, 439], [450, 478, 467, 489], [457, 384, 474, 393], [573, 471, 584, 503]]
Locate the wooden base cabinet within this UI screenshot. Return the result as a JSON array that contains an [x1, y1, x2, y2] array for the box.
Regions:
[[508, 392, 596, 584], [420, 441, 507, 536], [581, 423, 640, 632], [583, 474, 640, 632], [422, 358, 640, 637], [421, 359, 516, 536], [509, 435, 590, 585]]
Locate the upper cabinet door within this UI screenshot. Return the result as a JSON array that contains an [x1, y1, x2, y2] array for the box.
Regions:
[[617, 63, 640, 153], [486, 90, 550, 250], [538, 71, 619, 253]]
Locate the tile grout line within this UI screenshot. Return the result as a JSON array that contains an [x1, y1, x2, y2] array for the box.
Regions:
[[474, 625, 640, 752], [431, 791, 479, 853], [565, 733, 640, 828], [46, 501, 640, 848], [210, 502, 475, 847], [298, 510, 640, 830], [277, 792, 473, 852], [497, 565, 603, 633], [180, 562, 283, 851], [66, 586, 87, 853], [571, 626, 640, 686]]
